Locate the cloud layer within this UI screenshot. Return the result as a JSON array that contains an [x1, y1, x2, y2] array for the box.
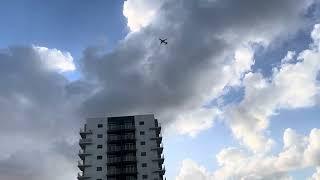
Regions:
[[0, 0, 319, 179], [177, 128, 320, 180]]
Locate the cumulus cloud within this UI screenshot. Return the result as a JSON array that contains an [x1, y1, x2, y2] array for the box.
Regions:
[[0, 0, 319, 179], [32, 45, 76, 73], [176, 128, 320, 180], [170, 108, 221, 137], [225, 23, 320, 152], [123, 0, 164, 32], [0, 46, 80, 179], [309, 167, 320, 180], [81, 0, 314, 137]]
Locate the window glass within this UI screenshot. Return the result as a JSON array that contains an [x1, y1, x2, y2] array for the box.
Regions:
[[97, 155, 103, 160], [97, 134, 103, 138], [140, 131, 145, 135]]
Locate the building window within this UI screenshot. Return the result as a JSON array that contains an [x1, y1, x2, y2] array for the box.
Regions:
[[97, 155, 102, 160], [142, 175, 148, 179], [97, 144, 103, 149], [142, 163, 147, 167], [139, 121, 144, 125], [97, 124, 103, 128], [140, 141, 146, 145], [140, 131, 145, 135], [141, 152, 146, 156], [97, 179, 102, 180], [97, 134, 103, 138], [96, 167, 102, 171]]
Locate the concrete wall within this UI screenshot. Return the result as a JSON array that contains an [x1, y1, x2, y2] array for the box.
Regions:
[[78, 114, 163, 180], [84, 117, 108, 180], [135, 114, 161, 180]]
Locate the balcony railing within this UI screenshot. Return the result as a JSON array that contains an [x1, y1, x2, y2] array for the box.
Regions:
[[79, 128, 92, 138], [78, 150, 91, 160], [123, 144, 136, 151], [123, 167, 137, 174], [152, 154, 165, 164], [123, 134, 135, 140], [107, 124, 135, 132], [78, 160, 91, 171], [107, 169, 121, 176], [108, 135, 121, 141], [107, 157, 121, 164], [153, 166, 166, 175], [151, 144, 164, 154], [150, 123, 161, 132], [107, 146, 121, 153], [150, 135, 162, 144], [77, 172, 90, 180], [123, 156, 136, 162], [79, 138, 92, 149], [107, 134, 135, 142]]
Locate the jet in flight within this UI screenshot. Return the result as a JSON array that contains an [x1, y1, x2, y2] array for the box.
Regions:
[[159, 38, 168, 45]]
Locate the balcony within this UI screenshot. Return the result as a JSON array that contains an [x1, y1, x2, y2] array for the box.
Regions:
[[152, 154, 165, 164], [122, 134, 135, 141], [107, 135, 122, 142], [123, 167, 137, 175], [153, 166, 166, 176], [150, 135, 162, 144], [107, 124, 135, 133], [151, 144, 164, 154], [107, 134, 135, 142], [106, 169, 121, 176], [78, 150, 91, 160], [79, 138, 92, 149], [79, 128, 92, 138], [107, 146, 121, 154], [107, 157, 121, 164], [78, 160, 91, 171], [122, 156, 137, 163], [150, 125, 161, 134], [122, 144, 136, 151], [77, 172, 90, 180]]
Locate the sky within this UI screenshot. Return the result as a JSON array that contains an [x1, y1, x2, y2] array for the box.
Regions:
[[0, 0, 320, 180]]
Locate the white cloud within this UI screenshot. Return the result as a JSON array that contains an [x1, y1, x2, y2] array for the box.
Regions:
[[171, 108, 221, 137], [32, 45, 75, 73], [176, 128, 320, 180], [311, 24, 320, 51], [123, 0, 163, 32], [176, 159, 211, 180], [309, 167, 320, 180], [281, 51, 296, 63], [226, 24, 320, 152]]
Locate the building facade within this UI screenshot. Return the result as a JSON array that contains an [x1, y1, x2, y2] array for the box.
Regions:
[[78, 114, 165, 180]]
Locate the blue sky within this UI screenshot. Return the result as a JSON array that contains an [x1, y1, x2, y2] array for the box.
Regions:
[[0, 0, 320, 180], [0, 0, 127, 58]]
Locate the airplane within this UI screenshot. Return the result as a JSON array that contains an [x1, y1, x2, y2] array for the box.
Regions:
[[159, 38, 168, 45]]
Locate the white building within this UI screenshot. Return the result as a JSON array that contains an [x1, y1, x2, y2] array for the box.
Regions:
[[78, 114, 165, 180]]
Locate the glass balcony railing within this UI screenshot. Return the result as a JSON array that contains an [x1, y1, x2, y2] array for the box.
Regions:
[[77, 172, 90, 180], [107, 124, 135, 131]]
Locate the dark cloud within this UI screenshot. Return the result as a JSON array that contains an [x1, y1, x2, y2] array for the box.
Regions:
[[0, 0, 318, 179], [80, 0, 315, 125], [0, 47, 80, 179]]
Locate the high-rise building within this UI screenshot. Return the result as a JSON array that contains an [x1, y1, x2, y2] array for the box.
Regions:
[[78, 114, 165, 180]]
